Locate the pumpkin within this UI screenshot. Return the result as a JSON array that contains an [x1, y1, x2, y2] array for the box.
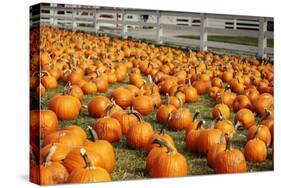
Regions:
[[156, 94, 177, 124], [212, 93, 230, 119], [30, 109, 59, 139], [30, 146, 39, 184], [84, 127, 116, 173], [40, 144, 69, 185], [150, 139, 188, 177], [93, 71, 108, 93], [126, 111, 154, 149], [234, 108, 255, 129], [184, 79, 198, 103], [197, 125, 223, 155], [214, 134, 247, 173], [146, 139, 169, 172], [185, 111, 200, 134], [41, 143, 70, 162], [64, 146, 105, 173], [168, 99, 192, 131], [63, 81, 84, 100], [247, 125, 271, 147], [232, 95, 252, 111], [65, 125, 87, 140], [88, 96, 111, 118], [114, 107, 138, 136], [41, 71, 58, 89], [254, 93, 273, 116], [214, 109, 234, 135], [186, 120, 204, 153], [207, 133, 227, 168], [93, 103, 122, 143], [260, 108, 273, 129], [67, 148, 111, 183], [111, 87, 133, 109], [81, 81, 97, 94], [48, 90, 81, 121], [244, 127, 267, 162], [147, 113, 175, 151], [132, 95, 154, 116], [43, 130, 84, 149]]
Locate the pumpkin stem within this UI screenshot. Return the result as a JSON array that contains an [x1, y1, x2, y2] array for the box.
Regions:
[[178, 97, 183, 108], [63, 81, 72, 95], [165, 93, 170, 105], [160, 112, 172, 134], [130, 110, 144, 123], [224, 133, 232, 151], [217, 108, 225, 121], [103, 102, 115, 118], [234, 120, 242, 130], [186, 78, 192, 86], [254, 126, 261, 140], [216, 93, 223, 104], [87, 126, 99, 142], [30, 145, 38, 163], [193, 111, 200, 122], [80, 148, 95, 170], [152, 138, 175, 154], [43, 144, 57, 166], [196, 120, 205, 129], [260, 108, 271, 122]]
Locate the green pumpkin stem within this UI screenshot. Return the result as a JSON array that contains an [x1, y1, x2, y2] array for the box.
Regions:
[[130, 110, 144, 123], [103, 102, 115, 117], [254, 126, 261, 140]]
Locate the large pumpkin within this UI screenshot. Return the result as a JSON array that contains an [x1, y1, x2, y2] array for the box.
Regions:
[[132, 95, 154, 116], [111, 87, 134, 109], [67, 148, 111, 183]]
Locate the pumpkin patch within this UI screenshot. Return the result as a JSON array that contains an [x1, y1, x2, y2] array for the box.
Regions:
[[30, 26, 273, 184]]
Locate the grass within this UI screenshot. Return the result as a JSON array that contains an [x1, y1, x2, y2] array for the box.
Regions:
[[178, 35, 274, 48], [40, 77, 273, 181]]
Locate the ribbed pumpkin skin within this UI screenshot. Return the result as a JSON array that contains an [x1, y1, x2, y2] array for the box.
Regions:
[[82, 82, 97, 94], [43, 130, 84, 149], [65, 125, 87, 140], [235, 108, 255, 129], [88, 96, 111, 118], [111, 87, 133, 109], [94, 117, 122, 143], [212, 104, 230, 119], [184, 86, 198, 103], [146, 146, 168, 171], [214, 149, 247, 173], [197, 129, 222, 155], [247, 125, 271, 147], [48, 95, 81, 120], [84, 139, 116, 173], [150, 152, 188, 177], [244, 139, 267, 162], [63, 147, 105, 173], [70, 85, 84, 100], [40, 162, 69, 185], [67, 166, 111, 183], [132, 96, 154, 116], [41, 143, 70, 162], [127, 121, 154, 150], [114, 112, 138, 136], [169, 108, 192, 131], [30, 110, 59, 139], [186, 128, 201, 153], [214, 120, 234, 135], [207, 143, 226, 168], [156, 105, 176, 124]]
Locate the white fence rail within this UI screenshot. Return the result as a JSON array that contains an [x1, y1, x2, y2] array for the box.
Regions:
[[30, 3, 274, 58]]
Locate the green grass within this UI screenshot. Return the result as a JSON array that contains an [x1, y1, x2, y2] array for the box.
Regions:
[[178, 35, 274, 48], [40, 76, 273, 181]]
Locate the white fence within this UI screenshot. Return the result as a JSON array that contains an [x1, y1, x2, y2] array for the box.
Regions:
[[30, 3, 274, 58]]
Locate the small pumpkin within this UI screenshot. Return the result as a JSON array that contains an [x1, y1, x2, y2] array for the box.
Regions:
[[247, 125, 271, 147], [186, 120, 204, 153], [156, 94, 177, 124], [88, 96, 111, 118], [111, 87, 134, 109], [234, 108, 255, 129], [132, 95, 154, 116], [207, 133, 227, 168]]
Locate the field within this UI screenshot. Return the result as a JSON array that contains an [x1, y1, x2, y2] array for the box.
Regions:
[[40, 76, 273, 181]]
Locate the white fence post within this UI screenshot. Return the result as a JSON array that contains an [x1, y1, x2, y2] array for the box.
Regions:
[[233, 18, 237, 29], [200, 13, 208, 51], [258, 17, 267, 58], [94, 8, 100, 34], [72, 7, 77, 31], [121, 9, 128, 38], [49, 3, 56, 26], [156, 11, 163, 44]]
